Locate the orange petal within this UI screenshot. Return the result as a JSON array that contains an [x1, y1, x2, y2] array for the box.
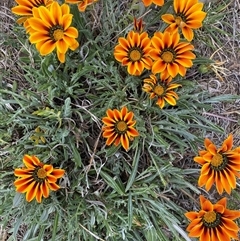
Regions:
[[51, 169, 65, 178], [161, 14, 175, 24], [142, 0, 152, 7], [121, 134, 129, 151], [152, 59, 166, 74], [182, 26, 194, 41], [39, 40, 56, 55], [29, 32, 50, 44], [64, 26, 78, 38], [62, 14, 73, 31], [164, 95, 177, 106], [118, 37, 130, 51], [15, 177, 34, 192], [36, 186, 43, 203], [188, 223, 204, 237], [57, 51, 66, 63], [14, 168, 32, 177], [56, 39, 68, 54], [127, 127, 139, 137], [167, 62, 179, 77], [43, 164, 53, 174], [26, 182, 39, 202], [185, 211, 199, 220], [215, 172, 224, 194], [106, 133, 118, 146], [27, 17, 49, 33], [23, 155, 40, 168], [48, 182, 60, 191], [219, 134, 233, 152], [50, 2, 62, 25], [38, 4, 54, 28], [41, 180, 49, 198]]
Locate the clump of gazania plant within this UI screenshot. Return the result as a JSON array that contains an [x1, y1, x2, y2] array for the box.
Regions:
[[162, 0, 206, 41], [194, 134, 240, 194], [14, 155, 65, 203], [185, 195, 240, 241], [27, 2, 79, 63], [102, 106, 139, 151], [142, 74, 181, 108]]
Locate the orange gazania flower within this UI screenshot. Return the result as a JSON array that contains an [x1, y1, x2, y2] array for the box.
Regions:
[[142, 0, 164, 7], [14, 155, 65, 203], [162, 0, 206, 41], [142, 74, 181, 108], [114, 31, 152, 76], [11, 0, 54, 30], [27, 2, 79, 63], [150, 31, 195, 78], [65, 0, 97, 12], [102, 106, 139, 151], [194, 134, 240, 194], [185, 195, 240, 241]]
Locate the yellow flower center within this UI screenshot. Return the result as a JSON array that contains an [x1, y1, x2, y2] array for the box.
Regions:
[[154, 85, 164, 96], [211, 153, 223, 167], [116, 121, 128, 133], [203, 211, 221, 228], [203, 211, 217, 223], [129, 48, 142, 62], [175, 16, 185, 28], [53, 29, 64, 41], [161, 50, 174, 63], [37, 168, 47, 179]]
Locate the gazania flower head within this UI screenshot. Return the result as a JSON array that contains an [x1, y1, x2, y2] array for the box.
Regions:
[[114, 31, 152, 76], [162, 0, 207, 41], [102, 106, 139, 151], [185, 195, 240, 241], [14, 155, 65, 203], [194, 134, 240, 194], [142, 74, 181, 109], [150, 31, 195, 78], [142, 0, 164, 7], [133, 17, 143, 33], [27, 2, 79, 63], [65, 0, 97, 12], [11, 0, 54, 30]]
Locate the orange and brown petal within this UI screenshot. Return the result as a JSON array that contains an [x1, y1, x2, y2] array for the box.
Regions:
[[23, 155, 41, 168]]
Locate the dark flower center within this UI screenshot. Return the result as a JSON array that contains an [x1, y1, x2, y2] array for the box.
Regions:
[[129, 47, 143, 62], [49, 25, 64, 41], [175, 13, 187, 23], [154, 85, 165, 96], [161, 49, 176, 63], [115, 120, 128, 134], [203, 211, 221, 228], [211, 153, 228, 171], [33, 166, 47, 182]]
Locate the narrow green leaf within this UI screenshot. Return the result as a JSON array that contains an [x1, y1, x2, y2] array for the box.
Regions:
[[100, 170, 125, 195], [128, 192, 133, 230], [125, 145, 140, 192], [51, 212, 59, 241]]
